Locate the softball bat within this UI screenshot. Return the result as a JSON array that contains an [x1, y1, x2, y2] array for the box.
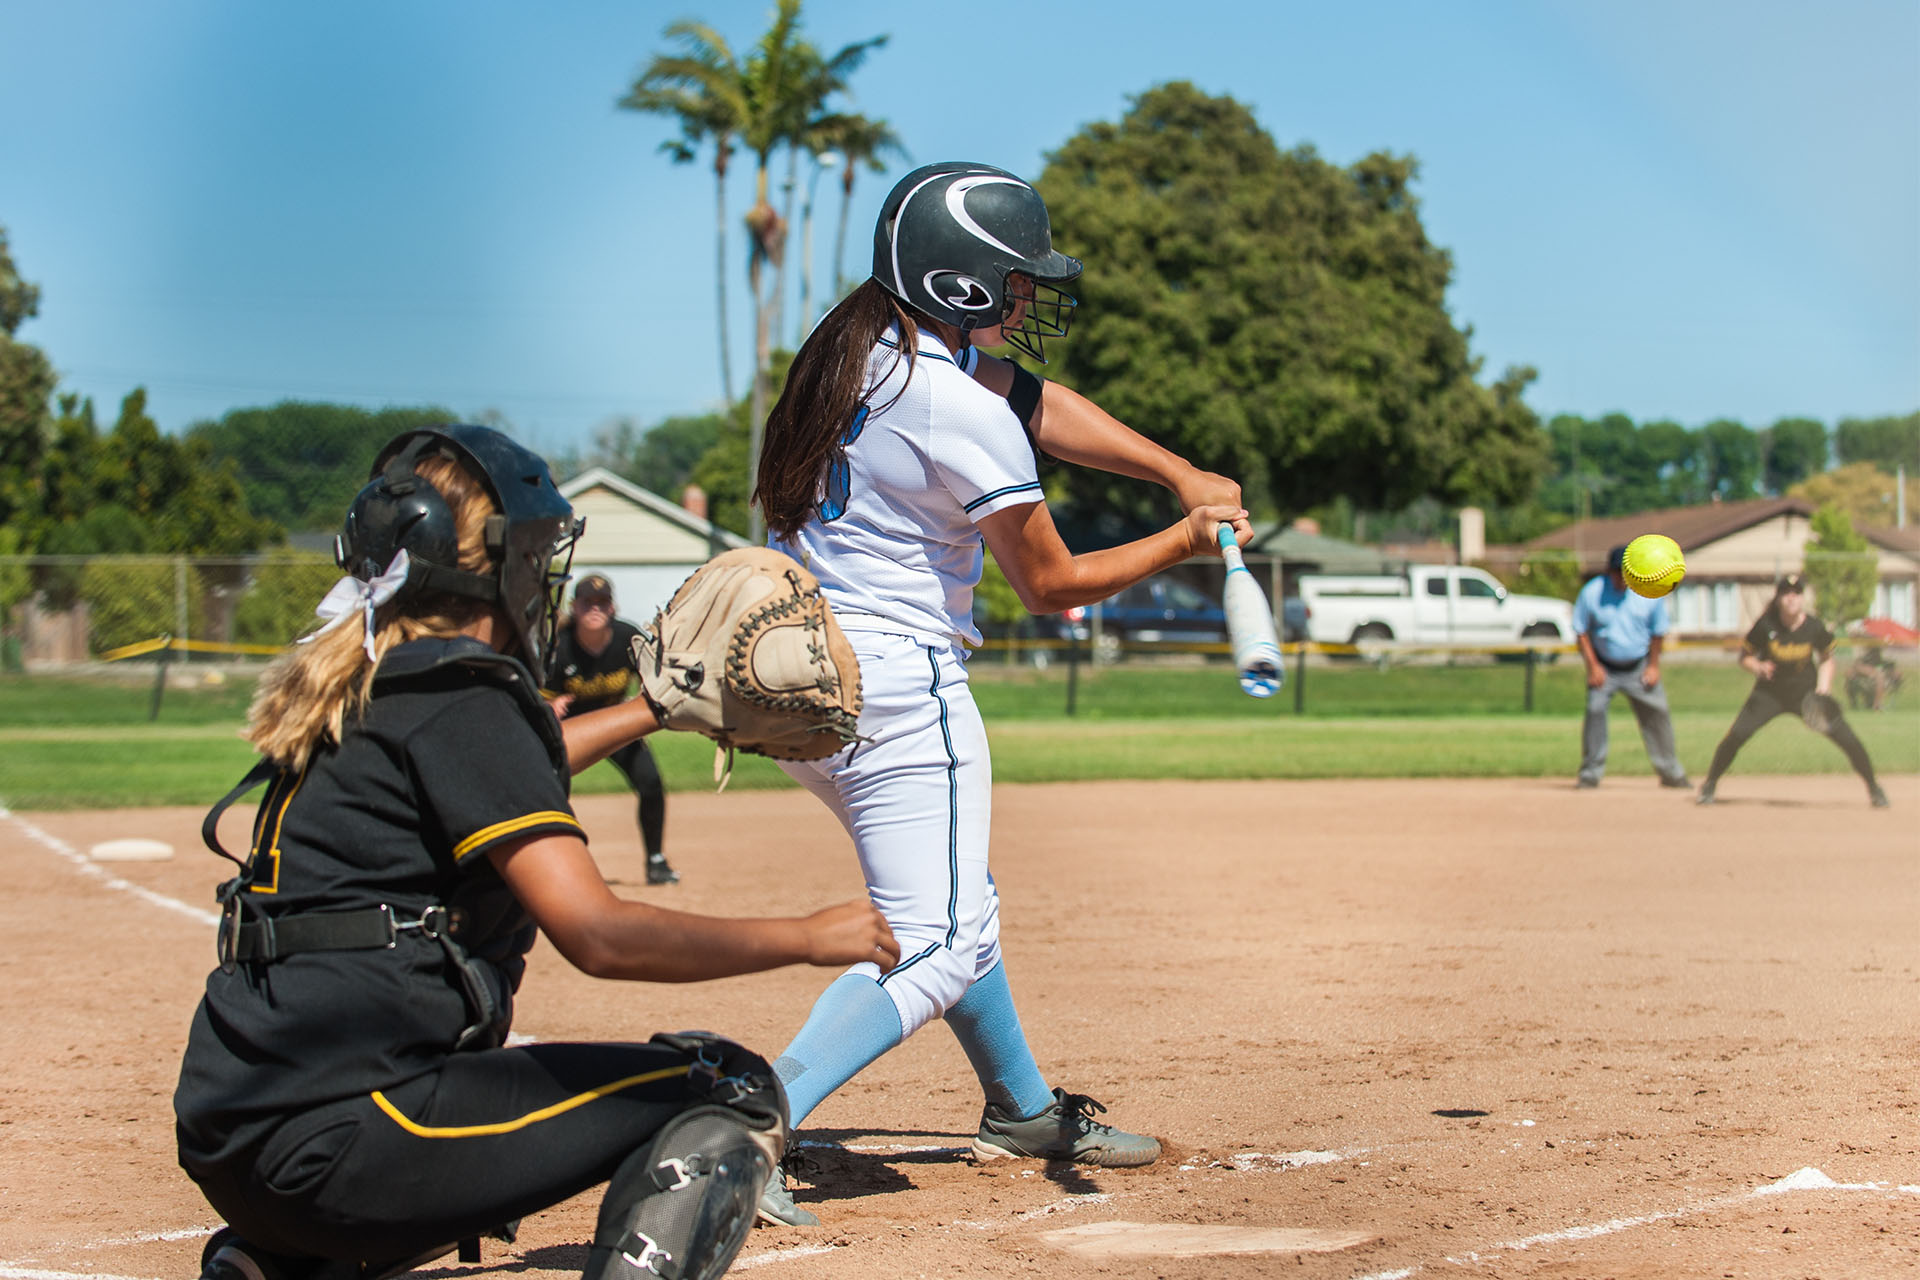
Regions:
[[1218, 523, 1284, 699]]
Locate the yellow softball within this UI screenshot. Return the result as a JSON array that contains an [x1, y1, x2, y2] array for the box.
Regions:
[[1622, 534, 1686, 599]]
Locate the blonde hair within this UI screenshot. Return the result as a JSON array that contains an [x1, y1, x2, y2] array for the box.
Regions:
[[245, 455, 500, 770]]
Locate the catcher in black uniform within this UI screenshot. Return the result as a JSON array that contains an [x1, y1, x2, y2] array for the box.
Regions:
[[175, 425, 891, 1280], [1697, 573, 1890, 808], [545, 574, 677, 885]]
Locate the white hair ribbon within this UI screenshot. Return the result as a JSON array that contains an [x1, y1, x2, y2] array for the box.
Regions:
[[299, 549, 412, 661]]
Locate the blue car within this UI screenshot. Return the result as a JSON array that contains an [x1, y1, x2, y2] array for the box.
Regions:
[[1044, 575, 1308, 661]]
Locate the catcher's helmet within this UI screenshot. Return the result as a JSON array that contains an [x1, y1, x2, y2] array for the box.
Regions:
[[336, 424, 582, 681], [870, 161, 1081, 363]]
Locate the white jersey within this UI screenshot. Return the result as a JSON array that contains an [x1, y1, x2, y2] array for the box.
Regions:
[[773, 324, 1041, 646]]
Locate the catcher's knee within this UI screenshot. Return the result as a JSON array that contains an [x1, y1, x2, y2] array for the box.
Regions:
[[583, 1106, 774, 1280]]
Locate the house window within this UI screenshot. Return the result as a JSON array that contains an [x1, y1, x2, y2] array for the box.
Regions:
[[1872, 580, 1917, 627], [1672, 582, 1738, 631]]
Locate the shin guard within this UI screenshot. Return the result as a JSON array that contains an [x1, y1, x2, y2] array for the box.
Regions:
[[582, 1107, 772, 1280]]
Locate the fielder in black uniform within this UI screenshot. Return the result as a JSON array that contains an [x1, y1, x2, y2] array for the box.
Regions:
[[1697, 574, 1889, 808], [545, 574, 676, 885], [174, 425, 896, 1280]]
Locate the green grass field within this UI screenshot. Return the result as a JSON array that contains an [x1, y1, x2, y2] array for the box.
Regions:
[[1, 660, 1913, 809]]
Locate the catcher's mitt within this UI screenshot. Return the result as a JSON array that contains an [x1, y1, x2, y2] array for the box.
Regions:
[[1800, 691, 1841, 735], [633, 548, 863, 777]]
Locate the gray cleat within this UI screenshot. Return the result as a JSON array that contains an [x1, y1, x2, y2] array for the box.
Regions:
[[755, 1171, 818, 1228], [971, 1088, 1161, 1167]]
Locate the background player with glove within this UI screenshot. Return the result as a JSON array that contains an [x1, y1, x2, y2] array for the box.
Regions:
[[543, 573, 678, 885], [743, 161, 1251, 1227], [1697, 573, 1889, 808], [176, 425, 896, 1280]]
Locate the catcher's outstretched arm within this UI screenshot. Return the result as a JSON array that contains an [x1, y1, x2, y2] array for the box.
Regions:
[[489, 833, 899, 981], [559, 697, 662, 774]]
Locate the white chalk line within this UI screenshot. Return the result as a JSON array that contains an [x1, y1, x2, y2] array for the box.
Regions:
[[1347, 1166, 1920, 1280], [1, 806, 218, 928]]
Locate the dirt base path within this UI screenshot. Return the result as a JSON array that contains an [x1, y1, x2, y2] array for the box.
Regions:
[[3, 776, 1915, 1280]]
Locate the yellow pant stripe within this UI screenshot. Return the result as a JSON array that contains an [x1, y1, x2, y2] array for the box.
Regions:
[[370, 1064, 690, 1138]]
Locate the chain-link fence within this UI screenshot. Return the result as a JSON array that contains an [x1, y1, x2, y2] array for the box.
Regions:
[[0, 553, 339, 671], [2, 548, 1910, 680]]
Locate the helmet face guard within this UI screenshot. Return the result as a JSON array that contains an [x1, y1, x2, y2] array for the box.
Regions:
[[1000, 274, 1077, 365], [338, 424, 582, 681], [871, 161, 1082, 363]]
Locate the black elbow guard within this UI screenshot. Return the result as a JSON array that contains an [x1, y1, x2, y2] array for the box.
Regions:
[[1007, 365, 1045, 435]]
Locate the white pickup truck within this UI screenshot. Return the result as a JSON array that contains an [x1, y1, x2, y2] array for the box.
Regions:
[[1299, 565, 1574, 648]]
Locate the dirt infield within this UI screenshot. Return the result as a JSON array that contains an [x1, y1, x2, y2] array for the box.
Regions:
[[3, 776, 1915, 1280]]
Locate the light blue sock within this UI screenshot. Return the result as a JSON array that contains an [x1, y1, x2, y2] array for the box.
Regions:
[[944, 961, 1054, 1119], [772, 974, 905, 1127]]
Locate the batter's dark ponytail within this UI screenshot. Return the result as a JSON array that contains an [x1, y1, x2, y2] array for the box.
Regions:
[[756, 280, 917, 542]]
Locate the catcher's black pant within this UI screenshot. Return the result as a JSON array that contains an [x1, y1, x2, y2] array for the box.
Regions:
[[1703, 685, 1878, 788], [182, 1041, 699, 1266], [607, 740, 666, 857]]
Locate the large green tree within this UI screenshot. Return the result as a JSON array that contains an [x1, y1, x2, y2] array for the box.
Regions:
[[1790, 461, 1920, 530], [1031, 83, 1545, 529], [1803, 504, 1876, 627], [1835, 412, 1920, 473], [1762, 416, 1828, 494], [38, 390, 276, 554], [1699, 418, 1760, 501], [187, 401, 455, 531], [0, 225, 56, 531]]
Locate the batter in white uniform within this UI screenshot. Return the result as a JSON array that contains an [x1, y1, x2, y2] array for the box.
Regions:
[[752, 161, 1251, 1226]]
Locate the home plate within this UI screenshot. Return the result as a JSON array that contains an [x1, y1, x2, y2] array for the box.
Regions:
[[1038, 1222, 1377, 1258], [89, 838, 175, 862]]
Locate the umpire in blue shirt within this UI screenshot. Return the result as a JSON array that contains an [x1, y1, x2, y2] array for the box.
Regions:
[[1571, 545, 1690, 790]]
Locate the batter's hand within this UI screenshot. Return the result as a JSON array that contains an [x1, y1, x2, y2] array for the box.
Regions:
[[1184, 504, 1251, 558], [1173, 466, 1242, 514], [803, 900, 899, 971]]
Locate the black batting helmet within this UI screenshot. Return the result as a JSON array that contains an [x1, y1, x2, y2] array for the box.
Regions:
[[336, 424, 582, 681], [870, 161, 1081, 362]]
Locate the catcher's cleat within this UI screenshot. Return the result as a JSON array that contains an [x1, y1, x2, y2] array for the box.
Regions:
[[646, 853, 680, 885], [1869, 784, 1890, 808], [1695, 781, 1717, 806], [755, 1170, 819, 1227], [971, 1088, 1161, 1167]]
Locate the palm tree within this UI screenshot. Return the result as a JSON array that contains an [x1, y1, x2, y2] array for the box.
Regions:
[[824, 114, 905, 299], [619, 22, 747, 404], [736, 2, 887, 542], [766, 36, 887, 351]]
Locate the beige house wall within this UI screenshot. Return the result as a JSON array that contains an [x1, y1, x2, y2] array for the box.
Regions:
[[569, 486, 716, 564]]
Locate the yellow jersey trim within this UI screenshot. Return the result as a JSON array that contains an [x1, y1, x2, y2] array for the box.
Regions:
[[370, 1064, 689, 1137], [451, 811, 582, 862]]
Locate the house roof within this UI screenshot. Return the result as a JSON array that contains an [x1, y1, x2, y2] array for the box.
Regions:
[[557, 467, 748, 550], [1523, 497, 1815, 555], [1247, 523, 1393, 572], [1527, 496, 1920, 562]]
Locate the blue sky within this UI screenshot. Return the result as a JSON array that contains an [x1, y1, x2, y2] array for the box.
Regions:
[[2, 0, 1914, 461]]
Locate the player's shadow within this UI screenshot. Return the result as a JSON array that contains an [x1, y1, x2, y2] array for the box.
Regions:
[[799, 1127, 1104, 1201], [412, 1248, 586, 1279]]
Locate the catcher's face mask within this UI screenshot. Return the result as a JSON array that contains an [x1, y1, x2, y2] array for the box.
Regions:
[[346, 424, 582, 683]]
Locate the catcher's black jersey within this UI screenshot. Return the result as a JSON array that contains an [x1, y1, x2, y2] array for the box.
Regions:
[[176, 639, 583, 1156], [1741, 612, 1835, 696], [543, 619, 643, 714]]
